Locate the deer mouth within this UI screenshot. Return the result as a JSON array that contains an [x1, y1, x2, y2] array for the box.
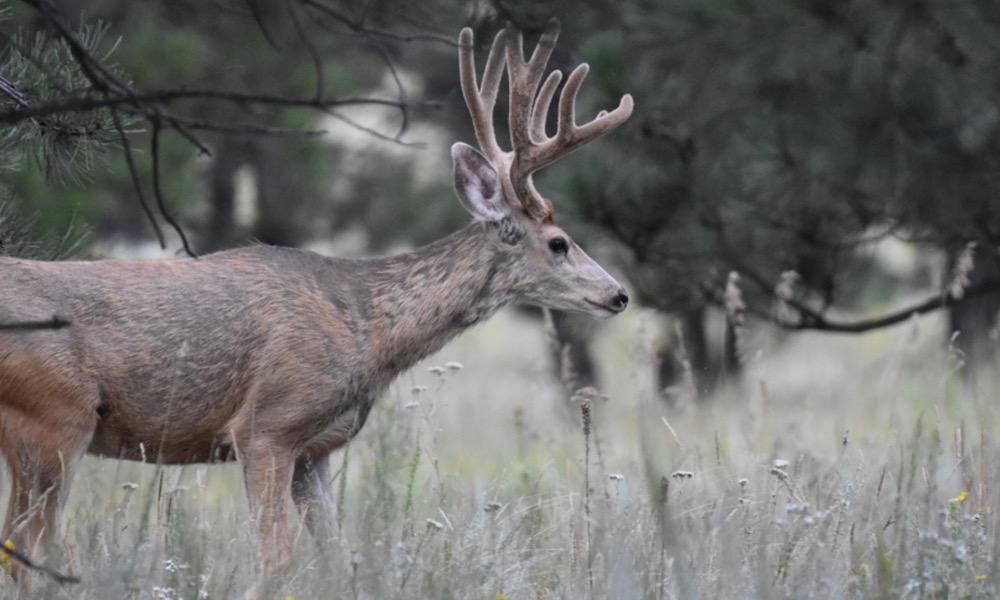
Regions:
[[585, 298, 626, 316]]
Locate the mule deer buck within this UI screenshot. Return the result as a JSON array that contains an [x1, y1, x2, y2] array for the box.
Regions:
[[0, 20, 632, 577]]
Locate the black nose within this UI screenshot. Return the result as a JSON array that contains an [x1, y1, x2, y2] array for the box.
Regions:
[[616, 288, 629, 310]]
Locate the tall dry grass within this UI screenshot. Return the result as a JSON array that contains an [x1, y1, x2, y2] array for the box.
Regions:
[[3, 306, 998, 599]]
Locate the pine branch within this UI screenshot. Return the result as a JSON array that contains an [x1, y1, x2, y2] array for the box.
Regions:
[[6, 0, 438, 255], [0, 89, 434, 125]]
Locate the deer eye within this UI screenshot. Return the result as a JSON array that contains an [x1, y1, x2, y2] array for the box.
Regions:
[[548, 236, 569, 255]]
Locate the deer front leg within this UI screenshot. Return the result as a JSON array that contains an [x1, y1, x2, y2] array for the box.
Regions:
[[242, 450, 295, 569], [291, 454, 338, 552]]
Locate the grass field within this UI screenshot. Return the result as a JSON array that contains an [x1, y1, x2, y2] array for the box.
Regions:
[[4, 305, 999, 599]]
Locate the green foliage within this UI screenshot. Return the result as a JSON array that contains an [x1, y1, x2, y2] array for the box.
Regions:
[[576, 31, 628, 95], [0, 16, 130, 184], [0, 188, 87, 259], [541, 0, 1000, 326], [125, 19, 204, 88], [0, 4, 159, 247], [1, 0, 470, 254]]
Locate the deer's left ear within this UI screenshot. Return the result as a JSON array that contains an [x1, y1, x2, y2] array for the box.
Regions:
[[452, 143, 509, 222]]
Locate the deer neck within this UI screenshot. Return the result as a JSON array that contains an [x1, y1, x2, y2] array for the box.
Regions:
[[357, 222, 519, 375]]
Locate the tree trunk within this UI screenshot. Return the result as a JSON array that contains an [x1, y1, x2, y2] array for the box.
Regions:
[[947, 244, 1000, 376], [252, 141, 300, 248], [658, 306, 711, 395], [545, 308, 599, 393], [723, 313, 743, 380], [204, 137, 304, 252], [204, 137, 256, 252]]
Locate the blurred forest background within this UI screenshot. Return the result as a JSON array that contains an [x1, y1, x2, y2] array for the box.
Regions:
[[2, 0, 1000, 396]]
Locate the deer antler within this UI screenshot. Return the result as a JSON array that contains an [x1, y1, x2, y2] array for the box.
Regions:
[[458, 21, 634, 219], [458, 26, 508, 167]]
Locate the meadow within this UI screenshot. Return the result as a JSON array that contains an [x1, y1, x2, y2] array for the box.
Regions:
[[3, 305, 997, 599]]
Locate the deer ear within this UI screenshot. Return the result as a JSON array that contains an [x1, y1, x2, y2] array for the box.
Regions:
[[452, 143, 509, 222]]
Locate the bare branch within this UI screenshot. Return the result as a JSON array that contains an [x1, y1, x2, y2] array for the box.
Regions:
[[0, 89, 425, 126], [324, 110, 427, 147], [286, 1, 325, 102], [150, 119, 195, 257], [110, 107, 166, 249], [20, 0, 130, 96], [697, 204, 1000, 335], [0, 315, 70, 330], [0, 73, 31, 107], [297, 0, 456, 48], [148, 114, 328, 137], [706, 278, 1000, 334], [0, 541, 79, 584], [296, 0, 415, 137]]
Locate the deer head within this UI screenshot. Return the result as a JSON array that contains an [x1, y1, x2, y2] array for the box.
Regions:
[[452, 21, 634, 317]]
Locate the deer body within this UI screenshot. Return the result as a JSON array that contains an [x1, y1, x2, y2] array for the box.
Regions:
[[0, 20, 633, 576], [1, 223, 546, 465]]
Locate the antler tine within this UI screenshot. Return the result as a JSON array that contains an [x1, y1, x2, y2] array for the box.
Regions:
[[526, 63, 634, 174], [531, 70, 562, 143], [458, 27, 508, 162], [505, 21, 560, 154], [502, 20, 633, 201]]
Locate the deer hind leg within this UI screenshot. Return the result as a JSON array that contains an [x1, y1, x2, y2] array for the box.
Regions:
[[0, 457, 32, 577], [0, 433, 88, 581], [291, 454, 338, 552], [242, 445, 296, 570], [0, 381, 95, 582]]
